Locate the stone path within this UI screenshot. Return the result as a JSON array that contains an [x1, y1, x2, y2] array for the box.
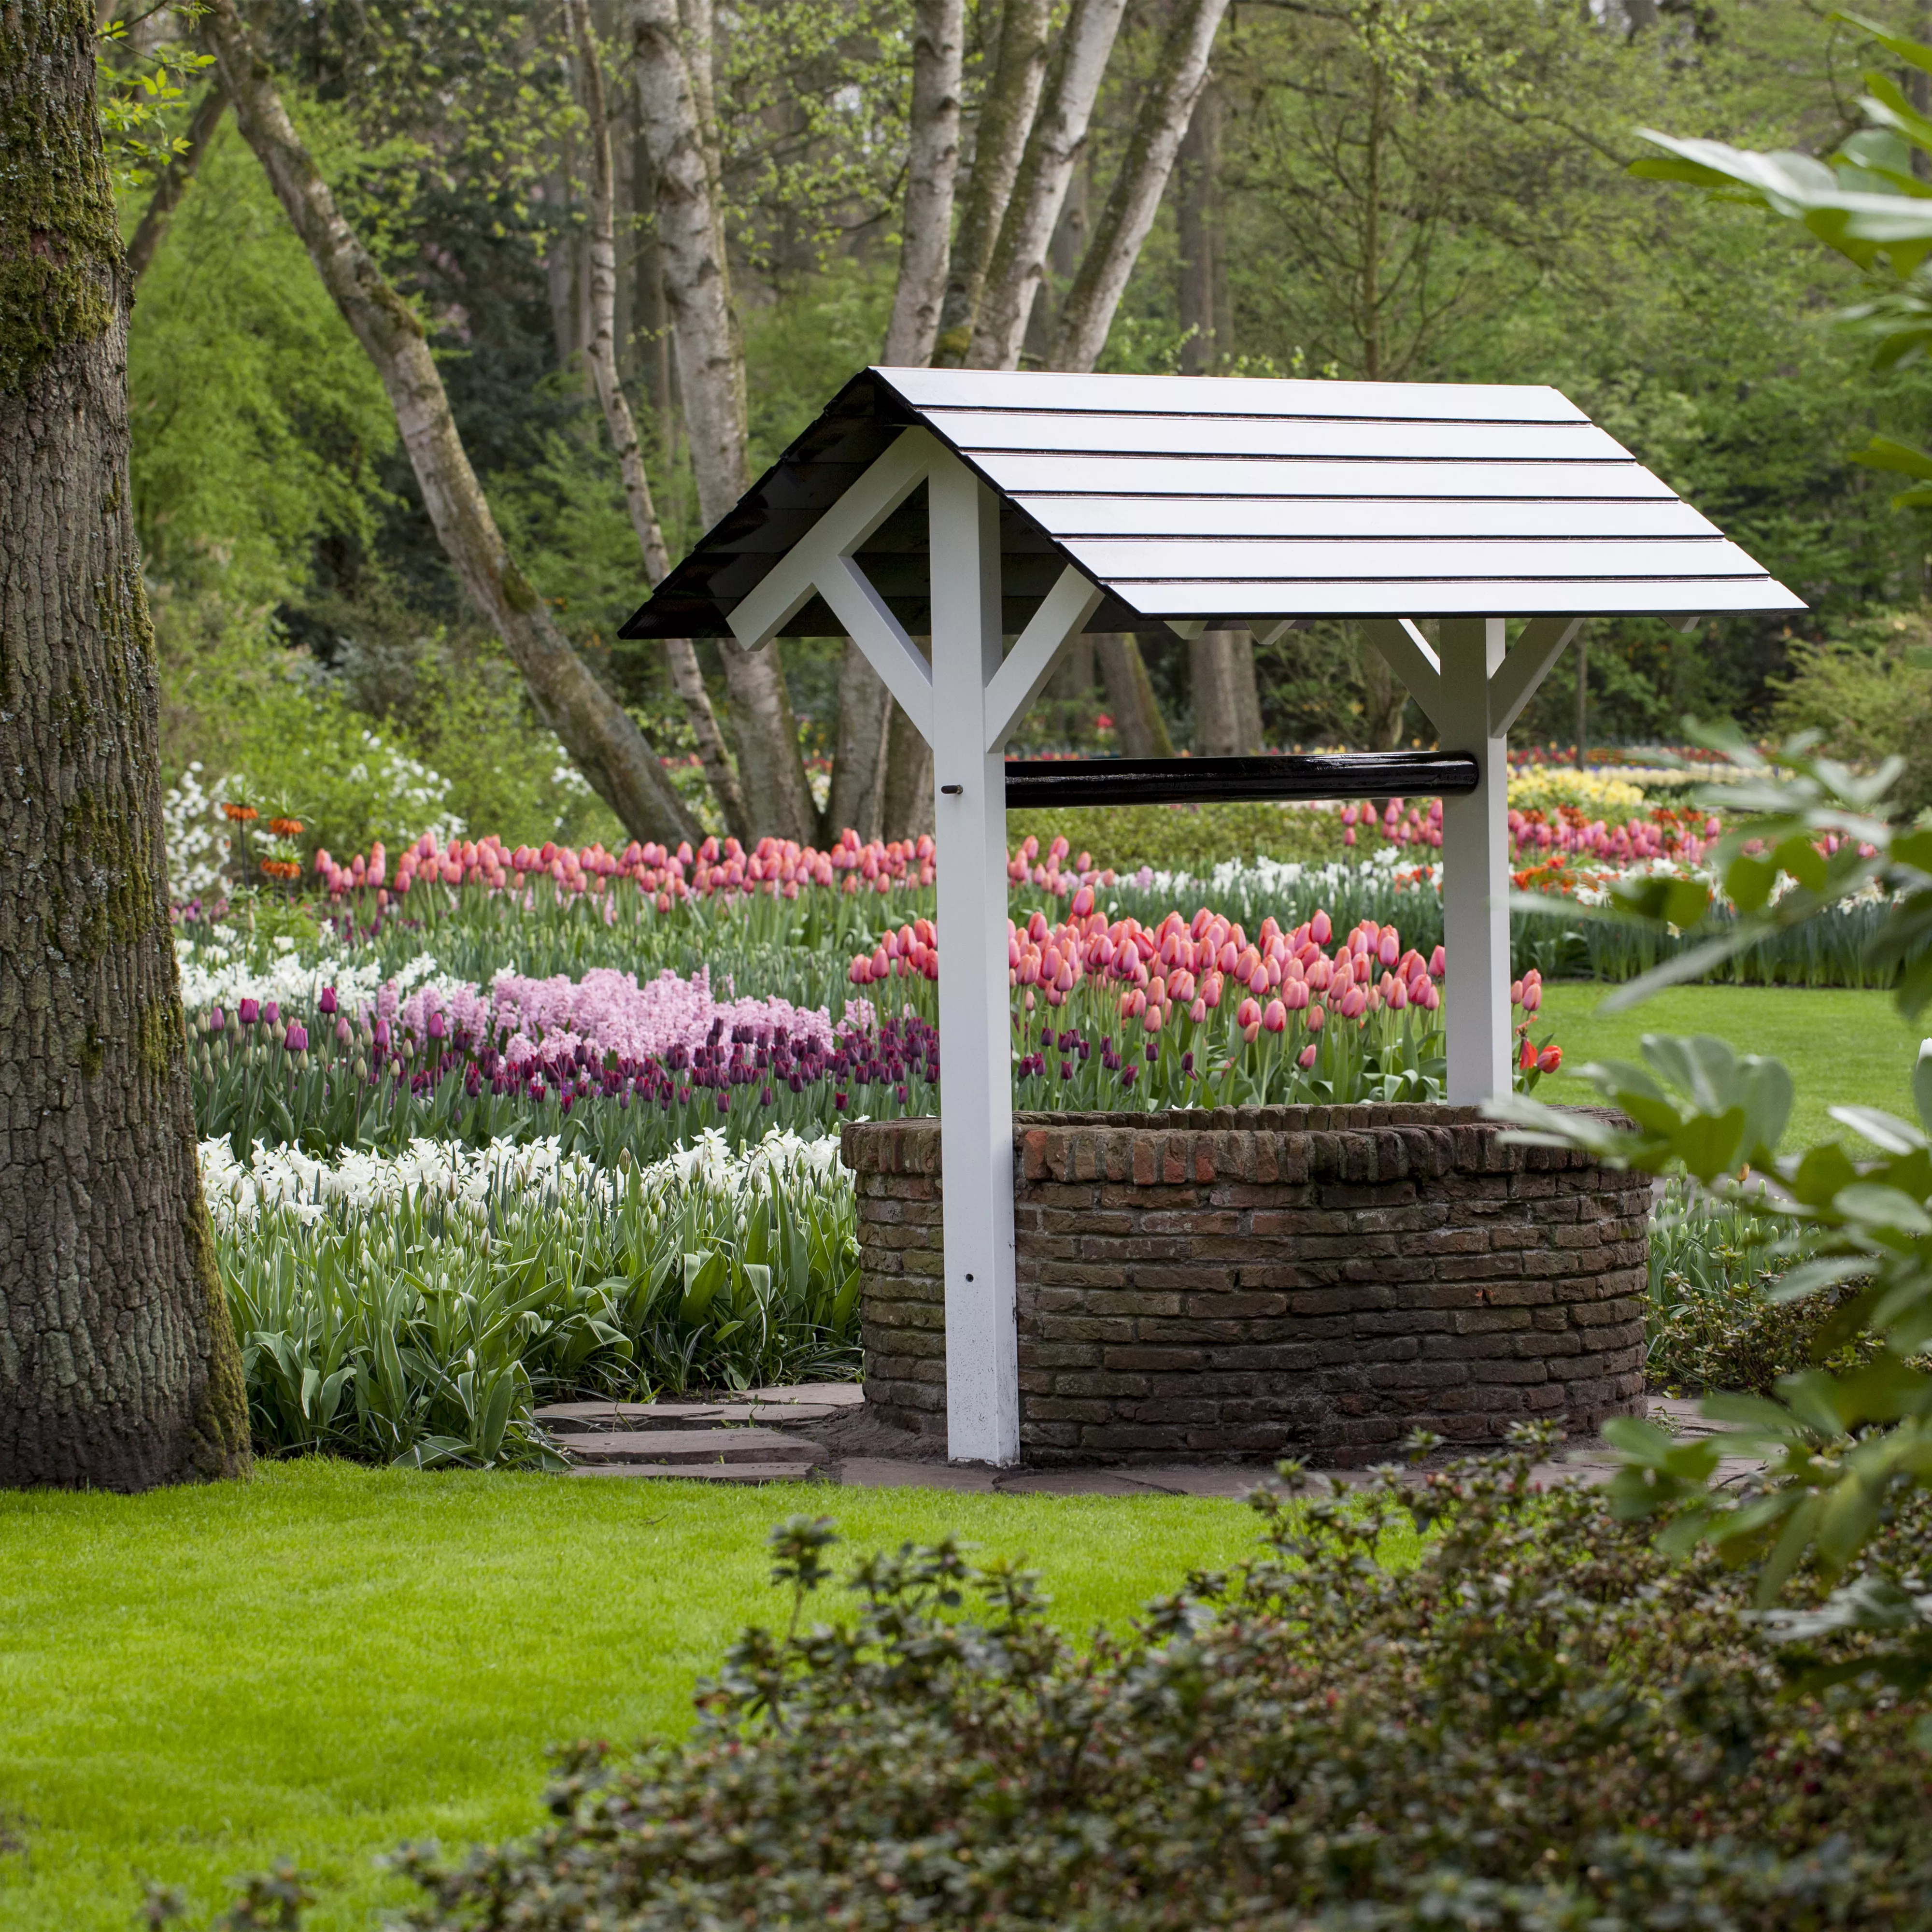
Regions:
[[533, 1387, 1759, 1495]]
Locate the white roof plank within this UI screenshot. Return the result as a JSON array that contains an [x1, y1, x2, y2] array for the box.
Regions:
[[932, 410, 1630, 464], [880, 366, 1588, 424], [1016, 497, 1725, 539], [1060, 537, 1769, 582], [1123, 578, 1800, 617], [974, 455, 1679, 501]]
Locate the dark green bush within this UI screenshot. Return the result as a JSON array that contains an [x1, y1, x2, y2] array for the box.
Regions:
[[397, 1435, 1932, 1932]]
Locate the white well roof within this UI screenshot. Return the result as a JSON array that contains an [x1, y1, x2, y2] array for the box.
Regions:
[[619, 367, 1803, 640]]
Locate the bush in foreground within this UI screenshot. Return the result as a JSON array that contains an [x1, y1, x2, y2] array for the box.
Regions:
[[389, 1433, 1930, 1931]]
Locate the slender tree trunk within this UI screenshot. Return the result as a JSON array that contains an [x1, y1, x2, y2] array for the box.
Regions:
[[125, 81, 227, 287], [1574, 637, 1589, 767], [882, 704, 936, 842], [1359, 633, 1408, 750], [1, 0, 250, 1491], [199, 0, 698, 846], [630, 0, 818, 842], [1051, 0, 1227, 373], [934, 0, 1052, 365], [568, 0, 746, 839], [825, 0, 966, 846], [1176, 78, 1218, 373], [883, 0, 965, 365], [825, 644, 894, 841], [1096, 634, 1175, 757], [969, 0, 1128, 370], [1189, 630, 1260, 755]]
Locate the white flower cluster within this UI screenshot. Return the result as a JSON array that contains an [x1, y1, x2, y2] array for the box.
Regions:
[[161, 762, 239, 901], [175, 933, 455, 1018], [1130, 846, 1441, 902], [200, 1123, 847, 1230], [345, 730, 465, 847]]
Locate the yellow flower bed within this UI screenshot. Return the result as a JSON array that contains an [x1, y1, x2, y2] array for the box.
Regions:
[[1507, 767, 1648, 817]]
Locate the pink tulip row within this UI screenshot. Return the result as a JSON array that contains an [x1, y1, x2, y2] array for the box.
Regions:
[[311, 828, 939, 908]]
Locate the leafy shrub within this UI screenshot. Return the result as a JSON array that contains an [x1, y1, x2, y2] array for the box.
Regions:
[[1006, 799, 1371, 875], [396, 1436, 1932, 1930], [1769, 609, 1932, 816]]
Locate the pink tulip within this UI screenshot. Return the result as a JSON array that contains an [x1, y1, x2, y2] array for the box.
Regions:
[[1298, 1045, 1317, 1068], [1306, 1003, 1324, 1031], [1262, 998, 1287, 1033], [1538, 1044, 1562, 1072], [1236, 996, 1261, 1030], [1310, 910, 1331, 945]]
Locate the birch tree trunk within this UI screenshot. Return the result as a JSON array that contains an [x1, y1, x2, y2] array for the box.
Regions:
[[827, 0, 966, 842], [126, 82, 227, 287], [1, 0, 250, 1491], [967, 0, 1127, 370], [933, 0, 1052, 365], [1050, 0, 1228, 373], [199, 0, 699, 847], [883, 0, 965, 366], [567, 0, 745, 840], [630, 0, 819, 843]]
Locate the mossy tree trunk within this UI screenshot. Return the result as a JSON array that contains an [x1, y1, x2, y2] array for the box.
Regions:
[[0, 0, 251, 1490]]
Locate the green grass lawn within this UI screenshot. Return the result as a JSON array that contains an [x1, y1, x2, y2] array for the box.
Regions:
[[0, 1460, 1295, 1932], [1534, 982, 1927, 1150]]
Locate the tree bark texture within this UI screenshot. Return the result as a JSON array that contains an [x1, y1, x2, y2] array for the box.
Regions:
[[884, 0, 965, 365], [198, 0, 698, 847], [969, 0, 1127, 370], [630, 0, 818, 842], [1189, 631, 1262, 756], [1, 0, 250, 1491], [1176, 79, 1219, 373], [1095, 635, 1175, 757], [567, 0, 735, 841], [1359, 630, 1409, 751], [125, 81, 227, 288], [1051, 0, 1227, 373], [882, 705, 936, 842], [824, 643, 894, 842], [934, 0, 1052, 365]]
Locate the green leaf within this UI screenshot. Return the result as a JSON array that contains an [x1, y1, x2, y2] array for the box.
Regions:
[[1607, 874, 1712, 928]]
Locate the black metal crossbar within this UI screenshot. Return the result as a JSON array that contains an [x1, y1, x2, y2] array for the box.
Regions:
[[1002, 750, 1479, 810]]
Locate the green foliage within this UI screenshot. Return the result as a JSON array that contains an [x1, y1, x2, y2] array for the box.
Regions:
[[1006, 800, 1367, 875], [392, 1439, 1932, 1930], [127, 114, 398, 607]]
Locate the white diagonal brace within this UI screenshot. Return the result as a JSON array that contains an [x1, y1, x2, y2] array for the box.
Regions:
[[725, 428, 938, 652], [1487, 616, 1583, 736], [1361, 617, 1443, 732], [815, 554, 934, 741], [982, 566, 1107, 752]]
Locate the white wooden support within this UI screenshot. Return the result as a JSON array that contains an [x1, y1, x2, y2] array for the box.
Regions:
[[927, 449, 1021, 1466], [983, 566, 1107, 750], [1435, 617, 1510, 1105], [1361, 618, 1444, 733], [1488, 616, 1583, 736]]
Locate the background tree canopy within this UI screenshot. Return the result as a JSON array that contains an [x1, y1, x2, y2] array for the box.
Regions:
[[109, 0, 1932, 849]]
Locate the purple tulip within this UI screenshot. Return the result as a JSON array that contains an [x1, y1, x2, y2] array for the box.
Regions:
[[335, 1016, 352, 1046], [238, 998, 259, 1026], [426, 1010, 447, 1041], [207, 1007, 226, 1034], [284, 1022, 309, 1052], [372, 1018, 391, 1052], [262, 1000, 280, 1026], [319, 985, 338, 1016]]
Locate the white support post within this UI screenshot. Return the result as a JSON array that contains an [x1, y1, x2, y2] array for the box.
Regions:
[[927, 450, 1020, 1466], [1435, 617, 1510, 1105]]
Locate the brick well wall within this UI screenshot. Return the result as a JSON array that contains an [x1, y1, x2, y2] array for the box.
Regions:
[[841, 1106, 1648, 1465]]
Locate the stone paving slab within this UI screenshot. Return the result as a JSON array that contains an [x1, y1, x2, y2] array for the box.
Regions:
[[563, 1428, 819, 1464], [569, 1461, 820, 1483]]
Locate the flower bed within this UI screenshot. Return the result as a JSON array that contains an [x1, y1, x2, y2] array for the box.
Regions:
[[205, 1127, 861, 1465]]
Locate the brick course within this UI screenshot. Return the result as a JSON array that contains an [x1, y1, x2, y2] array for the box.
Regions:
[[842, 1106, 1647, 1465]]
